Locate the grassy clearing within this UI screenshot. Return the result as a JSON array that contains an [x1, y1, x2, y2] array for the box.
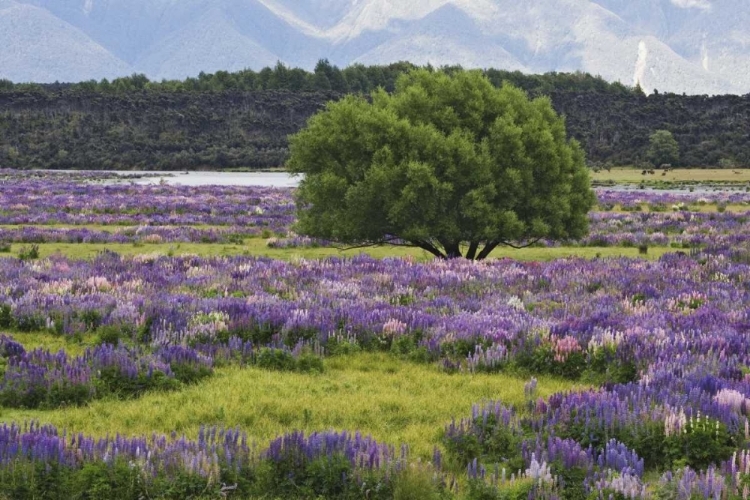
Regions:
[[1, 331, 95, 357], [5, 240, 673, 261], [0, 352, 580, 461], [591, 167, 750, 185]]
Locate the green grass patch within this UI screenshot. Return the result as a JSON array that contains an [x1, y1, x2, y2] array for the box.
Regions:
[[0, 240, 673, 261], [0, 352, 581, 461], [2, 331, 95, 357], [592, 167, 750, 184]]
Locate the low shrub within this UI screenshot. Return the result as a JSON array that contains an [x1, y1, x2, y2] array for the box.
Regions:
[[255, 347, 296, 371], [17, 244, 39, 260], [255, 347, 325, 373], [95, 325, 134, 346], [0, 304, 12, 329], [443, 405, 526, 473]]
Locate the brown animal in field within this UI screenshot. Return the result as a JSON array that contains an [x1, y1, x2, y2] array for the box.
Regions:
[[641, 170, 647, 175], [662, 172, 667, 176], [648, 169, 655, 175]]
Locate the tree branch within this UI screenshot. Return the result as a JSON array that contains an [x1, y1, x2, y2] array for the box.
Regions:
[[476, 240, 500, 261], [334, 241, 387, 251], [475, 237, 543, 260], [498, 237, 543, 249], [334, 236, 542, 260], [410, 239, 447, 259], [334, 237, 447, 259]]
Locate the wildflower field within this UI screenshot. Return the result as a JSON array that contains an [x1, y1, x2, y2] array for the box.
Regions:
[[2, 171, 750, 499]]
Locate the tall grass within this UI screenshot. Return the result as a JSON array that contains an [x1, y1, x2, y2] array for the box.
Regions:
[[1, 352, 580, 462]]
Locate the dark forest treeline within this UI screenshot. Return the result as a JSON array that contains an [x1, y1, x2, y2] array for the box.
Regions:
[[0, 90, 339, 170], [0, 61, 635, 96], [1, 63, 748, 170]]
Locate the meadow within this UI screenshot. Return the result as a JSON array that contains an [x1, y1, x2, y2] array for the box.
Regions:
[[592, 167, 750, 186], [1, 170, 750, 499]]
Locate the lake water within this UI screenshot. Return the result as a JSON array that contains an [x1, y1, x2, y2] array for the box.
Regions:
[[115, 171, 300, 187], [97, 171, 741, 194]]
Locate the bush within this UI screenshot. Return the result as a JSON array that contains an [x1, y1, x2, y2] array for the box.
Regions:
[[585, 345, 638, 384], [440, 338, 490, 361], [255, 347, 297, 371], [226, 233, 245, 245], [556, 465, 587, 500], [295, 352, 325, 373], [169, 362, 213, 384], [326, 337, 362, 356], [511, 343, 586, 378], [13, 313, 46, 332], [0, 457, 237, 499], [0, 241, 11, 253], [662, 416, 737, 470], [72, 460, 144, 499], [256, 452, 358, 499], [78, 309, 103, 332], [96, 366, 179, 399], [45, 382, 95, 408], [0, 304, 12, 329], [17, 244, 39, 260], [443, 413, 525, 473], [255, 347, 325, 373], [95, 325, 134, 346], [282, 327, 319, 347], [389, 331, 430, 359]]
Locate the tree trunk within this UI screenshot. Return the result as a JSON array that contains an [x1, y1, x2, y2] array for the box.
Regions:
[[410, 240, 447, 259], [441, 240, 463, 259], [466, 241, 479, 260], [476, 240, 500, 261]]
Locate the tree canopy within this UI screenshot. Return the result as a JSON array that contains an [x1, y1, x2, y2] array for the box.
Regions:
[[287, 69, 596, 260], [647, 129, 680, 167]]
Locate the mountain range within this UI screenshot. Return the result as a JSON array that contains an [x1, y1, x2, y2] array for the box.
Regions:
[[1, 0, 749, 95]]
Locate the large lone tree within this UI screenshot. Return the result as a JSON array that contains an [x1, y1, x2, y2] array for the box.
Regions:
[[287, 69, 596, 260]]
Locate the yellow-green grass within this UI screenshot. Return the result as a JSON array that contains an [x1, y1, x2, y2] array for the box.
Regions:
[[3, 331, 96, 357], [3, 240, 673, 261], [592, 167, 750, 184], [0, 352, 580, 462]]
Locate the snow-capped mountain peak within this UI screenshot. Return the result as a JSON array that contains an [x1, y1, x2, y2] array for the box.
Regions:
[[1, 0, 748, 95]]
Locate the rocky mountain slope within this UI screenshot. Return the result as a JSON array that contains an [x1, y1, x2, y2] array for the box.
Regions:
[[1, 0, 748, 95]]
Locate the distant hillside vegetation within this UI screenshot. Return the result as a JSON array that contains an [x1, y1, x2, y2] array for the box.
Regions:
[[0, 65, 748, 170], [0, 89, 336, 170]]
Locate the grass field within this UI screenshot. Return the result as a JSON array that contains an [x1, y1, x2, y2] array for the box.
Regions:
[[4, 239, 674, 261], [591, 167, 750, 185], [0, 348, 579, 462]]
